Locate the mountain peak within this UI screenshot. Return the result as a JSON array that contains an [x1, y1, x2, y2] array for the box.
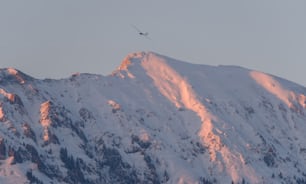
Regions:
[[0, 67, 34, 84], [118, 52, 147, 70], [114, 51, 165, 78]]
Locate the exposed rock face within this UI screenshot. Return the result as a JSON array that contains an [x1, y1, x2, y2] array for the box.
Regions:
[[0, 52, 305, 184]]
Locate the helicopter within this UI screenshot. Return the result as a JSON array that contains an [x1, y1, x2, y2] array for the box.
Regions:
[[131, 25, 150, 39]]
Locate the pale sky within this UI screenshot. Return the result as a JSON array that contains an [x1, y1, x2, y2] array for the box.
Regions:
[[0, 0, 305, 86]]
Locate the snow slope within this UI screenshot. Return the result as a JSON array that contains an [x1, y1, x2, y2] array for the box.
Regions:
[[0, 52, 305, 184]]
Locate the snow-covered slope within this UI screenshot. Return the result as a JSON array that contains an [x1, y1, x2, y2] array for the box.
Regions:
[[0, 52, 305, 184]]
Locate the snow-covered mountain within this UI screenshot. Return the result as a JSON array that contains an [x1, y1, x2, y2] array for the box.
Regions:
[[0, 52, 305, 184]]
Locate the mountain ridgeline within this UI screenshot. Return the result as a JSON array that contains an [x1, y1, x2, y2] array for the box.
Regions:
[[0, 52, 305, 184]]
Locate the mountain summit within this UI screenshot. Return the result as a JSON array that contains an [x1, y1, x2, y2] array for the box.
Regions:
[[0, 52, 305, 184]]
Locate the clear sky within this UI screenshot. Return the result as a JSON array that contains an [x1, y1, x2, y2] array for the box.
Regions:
[[0, 0, 305, 86]]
